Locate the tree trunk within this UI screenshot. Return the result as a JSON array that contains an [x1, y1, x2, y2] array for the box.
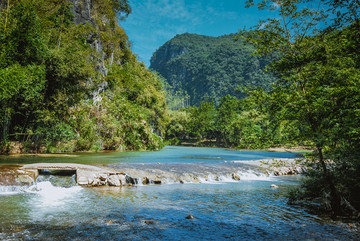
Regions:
[[317, 146, 342, 217]]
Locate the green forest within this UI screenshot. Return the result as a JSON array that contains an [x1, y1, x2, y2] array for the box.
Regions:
[[0, 0, 167, 153], [150, 33, 277, 107]]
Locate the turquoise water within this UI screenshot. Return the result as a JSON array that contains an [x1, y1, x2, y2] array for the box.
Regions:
[[0, 147, 358, 240], [0, 146, 299, 165]]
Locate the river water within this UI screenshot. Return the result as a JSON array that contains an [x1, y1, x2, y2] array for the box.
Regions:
[[0, 146, 358, 240]]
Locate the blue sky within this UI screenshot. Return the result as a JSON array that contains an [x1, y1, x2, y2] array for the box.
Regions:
[[121, 0, 277, 66]]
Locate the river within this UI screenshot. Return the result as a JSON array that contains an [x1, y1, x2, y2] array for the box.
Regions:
[[0, 146, 358, 240]]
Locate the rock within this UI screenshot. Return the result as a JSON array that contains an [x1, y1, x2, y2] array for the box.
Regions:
[[232, 173, 241, 181], [186, 215, 195, 219], [126, 175, 138, 185], [99, 174, 108, 181], [144, 220, 154, 224], [271, 184, 279, 189], [77, 176, 89, 185], [152, 177, 162, 184], [15, 175, 34, 185], [91, 178, 101, 186], [142, 177, 150, 185], [118, 175, 126, 186], [108, 175, 121, 186]]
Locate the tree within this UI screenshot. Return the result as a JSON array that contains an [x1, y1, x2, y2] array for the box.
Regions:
[[242, 0, 360, 217]]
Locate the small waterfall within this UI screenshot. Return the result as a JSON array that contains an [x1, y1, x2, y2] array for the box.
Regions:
[[35, 174, 77, 188], [28, 174, 82, 206], [0, 174, 80, 196]]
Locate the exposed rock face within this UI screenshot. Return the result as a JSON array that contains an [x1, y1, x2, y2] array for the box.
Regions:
[[71, 0, 93, 25], [69, 0, 108, 78], [151, 43, 187, 67]]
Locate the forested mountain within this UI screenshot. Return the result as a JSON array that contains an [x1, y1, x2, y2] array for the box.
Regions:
[[0, 0, 167, 153], [150, 33, 277, 106]]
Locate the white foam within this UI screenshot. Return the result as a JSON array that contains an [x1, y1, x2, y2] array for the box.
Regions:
[[237, 170, 273, 181], [31, 181, 82, 206]]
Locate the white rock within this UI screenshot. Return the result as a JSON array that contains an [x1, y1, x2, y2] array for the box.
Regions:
[[108, 175, 121, 186], [99, 174, 108, 181], [77, 176, 89, 185], [118, 175, 126, 185]]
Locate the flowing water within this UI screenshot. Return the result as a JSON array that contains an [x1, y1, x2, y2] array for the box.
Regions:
[[0, 146, 358, 240]]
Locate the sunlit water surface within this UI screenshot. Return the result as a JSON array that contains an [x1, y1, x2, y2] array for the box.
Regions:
[[0, 146, 358, 240]]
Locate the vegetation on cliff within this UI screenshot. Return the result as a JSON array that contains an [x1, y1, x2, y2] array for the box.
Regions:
[[0, 0, 167, 153], [150, 33, 277, 107]]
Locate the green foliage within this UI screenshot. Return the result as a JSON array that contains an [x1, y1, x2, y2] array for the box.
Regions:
[[242, 0, 360, 218], [159, 75, 190, 110], [0, 1, 47, 67], [187, 101, 216, 140], [0, 0, 167, 152], [150, 33, 277, 106], [111, 0, 131, 17], [165, 91, 301, 148]]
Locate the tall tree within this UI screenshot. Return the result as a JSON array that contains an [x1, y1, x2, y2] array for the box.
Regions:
[[241, 0, 360, 217]]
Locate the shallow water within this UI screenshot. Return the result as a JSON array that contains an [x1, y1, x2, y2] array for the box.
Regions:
[[0, 146, 298, 165], [0, 147, 358, 240]]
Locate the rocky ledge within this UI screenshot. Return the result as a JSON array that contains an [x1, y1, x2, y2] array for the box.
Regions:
[[231, 158, 307, 176], [0, 163, 140, 187], [0, 159, 307, 188]]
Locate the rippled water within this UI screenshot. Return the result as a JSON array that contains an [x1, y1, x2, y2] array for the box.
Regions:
[[0, 147, 358, 240]]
